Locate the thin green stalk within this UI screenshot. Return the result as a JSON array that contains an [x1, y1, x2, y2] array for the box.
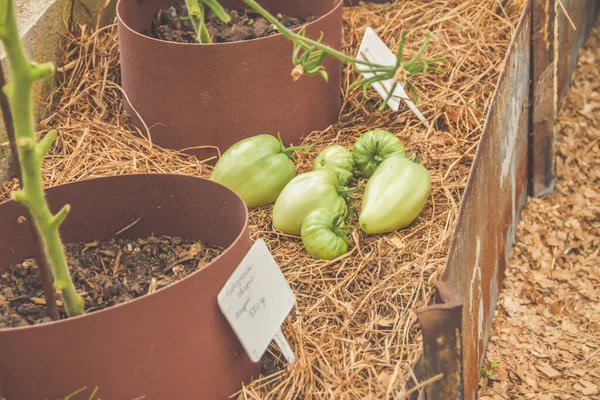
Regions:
[[198, 0, 443, 106], [186, 0, 211, 43], [244, 0, 382, 69], [0, 0, 84, 317], [379, 81, 399, 111], [186, 0, 230, 43], [278, 133, 316, 159], [355, 67, 395, 74], [242, 0, 444, 106]]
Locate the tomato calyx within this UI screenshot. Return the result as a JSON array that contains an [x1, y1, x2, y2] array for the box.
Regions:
[[277, 132, 317, 161], [332, 212, 353, 247]]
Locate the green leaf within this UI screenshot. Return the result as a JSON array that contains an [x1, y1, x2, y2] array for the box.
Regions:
[[378, 81, 399, 112], [203, 0, 231, 23], [406, 81, 419, 106], [318, 68, 329, 82], [406, 31, 431, 65], [185, 0, 204, 41], [396, 31, 408, 64]]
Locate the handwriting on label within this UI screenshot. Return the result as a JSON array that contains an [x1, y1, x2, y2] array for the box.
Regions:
[[235, 295, 266, 320], [226, 264, 254, 298]]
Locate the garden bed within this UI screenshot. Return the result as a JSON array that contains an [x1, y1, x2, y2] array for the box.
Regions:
[[0, 0, 524, 397]]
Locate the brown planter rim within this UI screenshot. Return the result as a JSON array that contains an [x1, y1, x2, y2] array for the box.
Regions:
[[117, 0, 344, 46], [0, 173, 259, 400], [0, 173, 249, 332]]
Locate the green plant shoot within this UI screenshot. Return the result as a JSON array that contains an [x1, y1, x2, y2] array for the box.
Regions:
[[187, 0, 443, 105], [242, 0, 445, 110], [0, 0, 84, 317], [186, 0, 231, 43]]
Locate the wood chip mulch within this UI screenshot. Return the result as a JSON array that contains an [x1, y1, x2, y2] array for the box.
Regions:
[[479, 16, 600, 400]]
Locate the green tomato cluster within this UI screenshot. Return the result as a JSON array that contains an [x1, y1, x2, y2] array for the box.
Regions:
[[210, 130, 431, 261]]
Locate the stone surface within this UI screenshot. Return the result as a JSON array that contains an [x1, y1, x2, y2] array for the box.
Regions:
[[0, 0, 115, 182]]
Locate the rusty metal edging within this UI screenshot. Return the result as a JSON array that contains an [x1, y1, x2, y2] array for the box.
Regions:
[[412, 3, 533, 399], [410, 281, 463, 399], [411, 0, 600, 398], [530, 0, 599, 197]]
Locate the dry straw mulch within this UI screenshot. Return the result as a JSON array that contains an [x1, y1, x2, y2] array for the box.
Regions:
[[479, 16, 600, 400], [0, 1, 523, 398]]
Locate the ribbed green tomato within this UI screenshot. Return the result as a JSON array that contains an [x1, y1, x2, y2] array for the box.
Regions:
[[301, 209, 352, 260], [210, 134, 311, 209], [272, 170, 347, 236], [313, 145, 355, 185], [359, 153, 431, 234], [352, 130, 405, 177]]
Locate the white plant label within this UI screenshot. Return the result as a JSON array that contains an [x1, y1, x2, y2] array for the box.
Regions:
[[218, 239, 296, 365], [357, 27, 429, 127]]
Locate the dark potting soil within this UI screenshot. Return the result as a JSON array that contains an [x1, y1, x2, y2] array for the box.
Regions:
[[261, 350, 285, 376], [0, 235, 223, 328], [149, 0, 317, 43]]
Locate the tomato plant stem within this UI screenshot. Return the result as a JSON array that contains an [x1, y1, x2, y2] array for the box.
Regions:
[[242, 0, 444, 104], [0, 62, 60, 321], [243, 0, 382, 68], [0, 0, 84, 317]]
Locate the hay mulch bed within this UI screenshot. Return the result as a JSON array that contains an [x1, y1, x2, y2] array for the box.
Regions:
[[479, 16, 600, 400], [0, 1, 523, 398]]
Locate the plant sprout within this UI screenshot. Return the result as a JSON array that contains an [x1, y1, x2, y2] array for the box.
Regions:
[[185, 0, 230, 43], [0, 0, 84, 316], [191, 0, 445, 110], [245, 0, 445, 110]]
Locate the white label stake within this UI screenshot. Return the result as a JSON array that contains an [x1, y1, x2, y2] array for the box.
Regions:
[[357, 27, 429, 127], [273, 328, 295, 365], [218, 239, 296, 365]]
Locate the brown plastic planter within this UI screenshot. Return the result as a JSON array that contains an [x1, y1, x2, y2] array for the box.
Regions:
[[0, 174, 259, 399], [117, 0, 343, 162]]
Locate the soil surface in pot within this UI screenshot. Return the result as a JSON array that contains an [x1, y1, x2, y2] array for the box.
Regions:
[[149, 0, 317, 43], [0, 235, 222, 328]]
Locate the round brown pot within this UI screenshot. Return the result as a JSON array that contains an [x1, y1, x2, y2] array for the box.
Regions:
[[117, 0, 343, 162], [0, 174, 260, 399]]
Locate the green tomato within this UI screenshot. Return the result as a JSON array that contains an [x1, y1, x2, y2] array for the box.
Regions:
[[272, 170, 347, 235], [352, 130, 406, 177], [301, 209, 352, 260], [313, 145, 355, 185], [211, 134, 311, 209], [359, 153, 431, 234]]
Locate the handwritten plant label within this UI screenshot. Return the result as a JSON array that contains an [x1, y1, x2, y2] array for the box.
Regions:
[[218, 239, 296, 364], [357, 27, 429, 127]]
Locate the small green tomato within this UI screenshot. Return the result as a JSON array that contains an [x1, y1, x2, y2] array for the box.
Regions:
[[352, 129, 405, 177], [313, 144, 355, 185], [301, 208, 352, 260]]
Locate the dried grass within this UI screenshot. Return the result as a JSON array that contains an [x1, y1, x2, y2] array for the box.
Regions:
[[0, 0, 523, 398], [480, 16, 600, 400]]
